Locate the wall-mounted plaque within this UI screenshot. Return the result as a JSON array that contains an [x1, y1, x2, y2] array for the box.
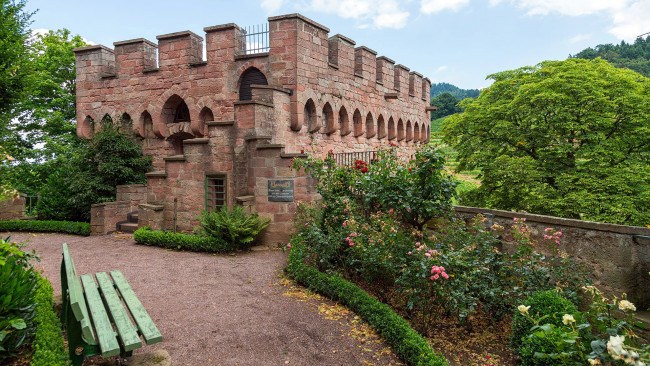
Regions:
[[268, 179, 294, 202]]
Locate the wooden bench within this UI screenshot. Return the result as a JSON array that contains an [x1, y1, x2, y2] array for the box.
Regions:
[[61, 243, 162, 366]]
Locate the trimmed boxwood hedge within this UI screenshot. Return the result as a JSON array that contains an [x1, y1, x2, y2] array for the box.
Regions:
[[286, 244, 449, 366], [133, 227, 237, 253], [30, 272, 69, 365], [0, 220, 90, 236]]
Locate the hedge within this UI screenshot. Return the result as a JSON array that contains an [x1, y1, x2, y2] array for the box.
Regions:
[[30, 272, 69, 365], [0, 220, 90, 236], [133, 227, 237, 253], [286, 244, 449, 366]]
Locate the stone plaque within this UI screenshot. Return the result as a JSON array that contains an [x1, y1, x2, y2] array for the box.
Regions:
[[268, 179, 294, 202]]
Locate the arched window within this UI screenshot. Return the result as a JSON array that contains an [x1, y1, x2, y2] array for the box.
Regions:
[[420, 124, 426, 143], [139, 111, 153, 138], [339, 106, 349, 135], [239, 67, 268, 101], [174, 101, 190, 122], [414, 122, 420, 142], [199, 107, 214, 122]]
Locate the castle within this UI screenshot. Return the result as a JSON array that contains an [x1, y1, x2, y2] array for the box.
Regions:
[[73, 13, 434, 245]]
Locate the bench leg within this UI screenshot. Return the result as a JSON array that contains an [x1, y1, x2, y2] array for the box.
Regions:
[[64, 305, 85, 366]]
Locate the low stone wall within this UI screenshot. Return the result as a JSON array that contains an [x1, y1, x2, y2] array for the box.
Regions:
[[138, 203, 164, 231], [454, 206, 650, 309], [90, 201, 131, 235], [115, 184, 147, 213], [0, 195, 26, 221]]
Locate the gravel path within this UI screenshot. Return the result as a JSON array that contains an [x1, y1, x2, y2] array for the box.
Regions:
[[6, 232, 402, 366]]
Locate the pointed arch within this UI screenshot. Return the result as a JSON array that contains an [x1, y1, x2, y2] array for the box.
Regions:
[[162, 94, 191, 124], [406, 120, 413, 141], [199, 107, 214, 122], [353, 109, 363, 137], [426, 125, 431, 143], [339, 106, 350, 136], [420, 124, 426, 143], [305, 99, 318, 133], [365, 112, 375, 138], [323, 102, 335, 134], [239, 67, 268, 101], [138, 111, 153, 138], [377, 115, 385, 139], [414, 122, 420, 142], [387, 117, 395, 140], [397, 118, 404, 141]]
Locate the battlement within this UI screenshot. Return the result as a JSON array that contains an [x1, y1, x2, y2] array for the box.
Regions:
[[74, 13, 430, 101]]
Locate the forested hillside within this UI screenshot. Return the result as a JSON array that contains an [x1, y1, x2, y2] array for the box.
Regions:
[[571, 35, 650, 77], [430, 82, 480, 100]]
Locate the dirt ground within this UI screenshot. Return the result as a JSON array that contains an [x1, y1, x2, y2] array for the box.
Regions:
[[5, 232, 404, 366]]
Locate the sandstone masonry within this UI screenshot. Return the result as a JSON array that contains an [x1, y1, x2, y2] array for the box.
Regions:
[[74, 13, 433, 245]]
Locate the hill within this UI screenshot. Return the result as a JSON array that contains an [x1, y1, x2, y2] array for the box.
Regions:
[[571, 35, 650, 77], [430, 82, 480, 100]]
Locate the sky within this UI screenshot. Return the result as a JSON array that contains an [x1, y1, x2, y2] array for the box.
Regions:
[[24, 0, 650, 90]]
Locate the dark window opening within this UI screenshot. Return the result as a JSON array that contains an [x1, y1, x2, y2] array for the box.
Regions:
[[239, 67, 268, 101], [206, 174, 227, 211], [174, 101, 191, 122]]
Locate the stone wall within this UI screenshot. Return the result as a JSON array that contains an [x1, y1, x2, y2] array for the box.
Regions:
[[454, 206, 650, 309], [90, 200, 131, 235], [0, 195, 26, 221], [115, 184, 147, 213]]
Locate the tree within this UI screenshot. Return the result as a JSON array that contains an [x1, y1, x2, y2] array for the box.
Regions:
[[430, 92, 460, 120], [443, 58, 650, 226], [37, 118, 152, 221], [0, 29, 87, 196], [0, 0, 32, 119]]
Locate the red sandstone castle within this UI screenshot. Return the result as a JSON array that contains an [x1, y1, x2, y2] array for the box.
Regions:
[[73, 13, 434, 245]]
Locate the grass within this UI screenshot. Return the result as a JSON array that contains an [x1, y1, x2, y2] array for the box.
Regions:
[[429, 133, 482, 181]]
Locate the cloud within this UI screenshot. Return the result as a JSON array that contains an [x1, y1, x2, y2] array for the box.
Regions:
[[436, 65, 448, 72], [261, 0, 287, 14], [568, 33, 591, 43], [610, 0, 650, 40], [420, 0, 470, 14], [279, 0, 411, 29], [498, 0, 628, 16]]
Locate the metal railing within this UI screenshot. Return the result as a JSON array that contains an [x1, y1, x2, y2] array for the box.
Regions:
[[238, 24, 270, 56], [332, 151, 377, 167]]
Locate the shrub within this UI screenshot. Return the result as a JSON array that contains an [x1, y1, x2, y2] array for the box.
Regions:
[[30, 272, 69, 365], [196, 206, 270, 250], [133, 227, 236, 253], [0, 256, 38, 360], [511, 290, 578, 353], [0, 220, 90, 236], [286, 241, 449, 366]]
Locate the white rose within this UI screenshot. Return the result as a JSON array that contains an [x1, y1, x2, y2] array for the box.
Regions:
[[607, 335, 625, 359], [618, 299, 636, 312], [517, 305, 530, 314], [562, 314, 575, 325]]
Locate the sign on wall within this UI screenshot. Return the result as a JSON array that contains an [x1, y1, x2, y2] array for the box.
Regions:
[[268, 180, 294, 202]]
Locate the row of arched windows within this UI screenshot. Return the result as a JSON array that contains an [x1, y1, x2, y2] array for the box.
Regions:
[[304, 98, 431, 143]]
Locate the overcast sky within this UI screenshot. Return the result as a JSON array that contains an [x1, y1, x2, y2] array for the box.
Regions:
[[25, 0, 650, 89]]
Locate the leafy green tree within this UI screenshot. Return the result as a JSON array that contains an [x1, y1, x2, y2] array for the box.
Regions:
[[37, 118, 152, 221], [0, 0, 32, 119], [0, 29, 87, 196], [443, 58, 650, 226], [430, 92, 460, 120], [430, 82, 480, 99], [572, 35, 650, 77]]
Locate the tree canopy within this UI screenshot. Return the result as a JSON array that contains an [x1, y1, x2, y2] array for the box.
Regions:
[[430, 82, 480, 100], [443, 58, 650, 226], [430, 92, 461, 120], [571, 35, 650, 78]]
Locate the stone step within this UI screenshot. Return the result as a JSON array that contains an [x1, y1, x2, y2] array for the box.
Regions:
[[127, 211, 138, 223], [117, 222, 139, 233]]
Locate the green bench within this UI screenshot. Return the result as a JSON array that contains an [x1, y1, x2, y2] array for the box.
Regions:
[[61, 243, 162, 366]]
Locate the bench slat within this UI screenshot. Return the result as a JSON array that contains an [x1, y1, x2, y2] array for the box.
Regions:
[[62, 243, 96, 344], [95, 272, 142, 352], [110, 270, 163, 345], [80, 275, 121, 357]]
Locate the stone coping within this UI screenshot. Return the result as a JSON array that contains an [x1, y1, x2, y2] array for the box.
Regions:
[[91, 200, 129, 208], [328, 62, 339, 70], [183, 138, 209, 144], [395, 64, 410, 71], [377, 56, 395, 64], [410, 71, 423, 78], [145, 172, 167, 178], [245, 135, 272, 141], [139, 203, 164, 211], [156, 30, 202, 41], [329, 34, 356, 46], [234, 52, 270, 61], [384, 93, 398, 100], [256, 144, 284, 150], [72, 44, 113, 54], [114, 38, 157, 48], [355, 46, 377, 55], [233, 100, 274, 108], [205, 120, 235, 126], [425, 106, 438, 111], [250, 84, 293, 95], [204, 23, 242, 33], [454, 206, 650, 236], [268, 13, 330, 33], [163, 155, 186, 161]]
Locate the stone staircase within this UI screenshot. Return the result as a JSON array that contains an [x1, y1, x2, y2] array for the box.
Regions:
[[116, 211, 139, 233]]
